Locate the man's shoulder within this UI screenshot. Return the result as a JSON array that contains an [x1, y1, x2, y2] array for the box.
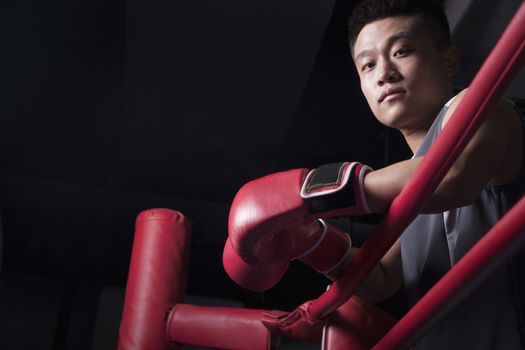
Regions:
[[441, 87, 520, 130], [444, 87, 523, 185], [440, 88, 468, 130]]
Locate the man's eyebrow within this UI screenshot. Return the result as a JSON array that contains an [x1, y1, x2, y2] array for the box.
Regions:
[[387, 31, 415, 44], [354, 31, 415, 63], [354, 49, 372, 63]]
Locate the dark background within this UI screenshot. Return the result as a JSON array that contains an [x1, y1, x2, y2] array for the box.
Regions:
[[1, 0, 524, 349]]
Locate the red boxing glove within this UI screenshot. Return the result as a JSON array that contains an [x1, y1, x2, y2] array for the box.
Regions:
[[261, 300, 324, 343], [261, 296, 397, 347], [291, 219, 352, 280], [224, 162, 371, 292]]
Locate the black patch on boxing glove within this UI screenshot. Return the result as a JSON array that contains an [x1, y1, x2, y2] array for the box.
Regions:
[[308, 185, 357, 214], [302, 162, 346, 193], [301, 162, 358, 214]]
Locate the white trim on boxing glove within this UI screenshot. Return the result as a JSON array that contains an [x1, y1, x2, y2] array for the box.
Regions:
[[292, 219, 329, 260], [358, 164, 373, 214]]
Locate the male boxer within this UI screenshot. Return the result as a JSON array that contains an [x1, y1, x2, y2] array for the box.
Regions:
[[226, 0, 525, 348], [344, 2, 525, 348]]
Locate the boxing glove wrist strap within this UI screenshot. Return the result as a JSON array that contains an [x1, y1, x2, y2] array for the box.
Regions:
[[300, 162, 372, 215]]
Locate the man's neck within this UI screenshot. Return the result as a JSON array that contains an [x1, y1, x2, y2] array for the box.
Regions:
[[401, 92, 455, 154], [401, 115, 436, 154]]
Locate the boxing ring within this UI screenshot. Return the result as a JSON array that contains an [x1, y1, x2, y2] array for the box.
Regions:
[[118, 3, 525, 349]]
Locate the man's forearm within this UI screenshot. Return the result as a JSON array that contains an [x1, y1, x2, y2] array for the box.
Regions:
[[353, 239, 403, 303], [364, 158, 422, 213], [364, 156, 480, 214]]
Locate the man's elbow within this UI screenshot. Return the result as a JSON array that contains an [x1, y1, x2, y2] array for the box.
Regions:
[[426, 174, 484, 212], [448, 187, 483, 210], [445, 188, 481, 208]]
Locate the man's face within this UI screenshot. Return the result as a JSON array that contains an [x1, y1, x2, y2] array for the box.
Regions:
[[353, 16, 454, 132]]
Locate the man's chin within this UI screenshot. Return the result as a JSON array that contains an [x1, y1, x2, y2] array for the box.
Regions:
[[376, 109, 408, 129]]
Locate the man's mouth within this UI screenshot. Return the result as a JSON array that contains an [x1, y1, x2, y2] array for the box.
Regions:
[[379, 88, 406, 103]]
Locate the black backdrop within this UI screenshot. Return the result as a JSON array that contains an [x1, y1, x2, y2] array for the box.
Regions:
[[1, 0, 409, 292], [14, 0, 525, 348]]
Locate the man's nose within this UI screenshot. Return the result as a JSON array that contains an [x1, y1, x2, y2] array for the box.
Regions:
[[376, 60, 400, 85]]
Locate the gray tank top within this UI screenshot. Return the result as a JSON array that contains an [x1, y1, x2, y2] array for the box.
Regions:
[[400, 99, 525, 349]]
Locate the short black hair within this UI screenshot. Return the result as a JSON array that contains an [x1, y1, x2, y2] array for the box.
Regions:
[[348, 0, 451, 58]]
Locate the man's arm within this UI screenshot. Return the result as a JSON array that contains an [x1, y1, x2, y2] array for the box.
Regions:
[[355, 239, 403, 303], [365, 90, 523, 214], [356, 91, 523, 302]]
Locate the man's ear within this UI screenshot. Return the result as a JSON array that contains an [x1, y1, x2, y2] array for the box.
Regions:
[[442, 46, 461, 76]]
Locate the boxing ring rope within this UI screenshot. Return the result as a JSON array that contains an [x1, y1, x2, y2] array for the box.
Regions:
[[309, 0, 525, 321], [373, 190, 525, 349], [118, 3, 525, 350]]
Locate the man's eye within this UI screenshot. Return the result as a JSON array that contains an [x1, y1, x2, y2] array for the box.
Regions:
[[394, 48, 411, 56], [362, 62, 375, 71]]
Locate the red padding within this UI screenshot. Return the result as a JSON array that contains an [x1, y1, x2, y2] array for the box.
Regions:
[[166, 304, 278, 350], [118, 209, 191, 350], [309, 1, 525, 320]]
